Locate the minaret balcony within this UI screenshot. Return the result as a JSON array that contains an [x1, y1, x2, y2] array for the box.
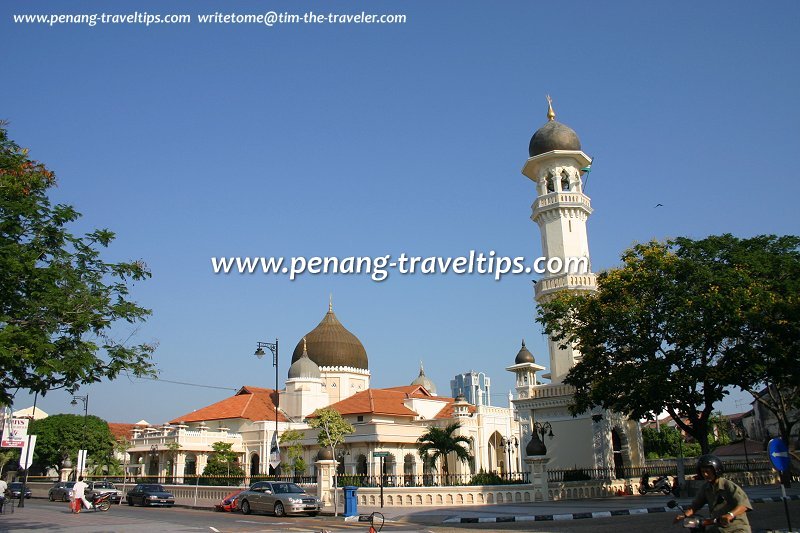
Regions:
[[534, 272, 597, 301], [532, 192, 592, 220]]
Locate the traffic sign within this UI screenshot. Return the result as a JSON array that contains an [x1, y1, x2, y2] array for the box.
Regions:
[[373, 451, 389, 458], [768, 438, 790, 472]]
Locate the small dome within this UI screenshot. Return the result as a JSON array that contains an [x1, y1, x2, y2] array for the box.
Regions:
[[528, 98, 581, 157], [515, 340, 535, 364], [288, 340, 321, 379], [292, 302, 368, 370], [410, 362, 437, 395], [318, 448, 334, 460]]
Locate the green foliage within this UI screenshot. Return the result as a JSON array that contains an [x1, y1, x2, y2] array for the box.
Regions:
[[537, 234, 800, 454], [0, 449, 19, 472], [29, 413, 114, 470], [416, 422, 472, 476], [308, 407, 354, 459], [280, 429, 307, 475], [0, 123, 156, 406], [470, 470, 504, 485], [200, 441, 244, 485]]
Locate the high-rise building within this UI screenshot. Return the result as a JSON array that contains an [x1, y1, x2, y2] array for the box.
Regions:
[[450, 371, 491, 406]]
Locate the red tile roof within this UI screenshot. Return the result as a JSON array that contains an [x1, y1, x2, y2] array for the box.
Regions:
[[432, 397, 476, 419], [324, 389, 419, 418], [169, 386, 287, 424], [107, 422, 142, 442]]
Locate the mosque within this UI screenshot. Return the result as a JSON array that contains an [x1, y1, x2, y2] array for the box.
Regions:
[[127, 100, 643, 483]]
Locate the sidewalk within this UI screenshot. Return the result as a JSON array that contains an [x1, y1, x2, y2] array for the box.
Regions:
[[350, 484, 800, 525]]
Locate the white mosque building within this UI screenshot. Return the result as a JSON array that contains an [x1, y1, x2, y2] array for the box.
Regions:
[[127, 100, 643, 483]]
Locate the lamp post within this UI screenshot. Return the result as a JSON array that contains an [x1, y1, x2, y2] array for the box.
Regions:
[[533, 421, 554, 455], [500, 436, 519, 476], [734, 425, 750, 472], [149, 444, 159, 481], [71, 394, 89, 479], [254, 339, 279, 475]]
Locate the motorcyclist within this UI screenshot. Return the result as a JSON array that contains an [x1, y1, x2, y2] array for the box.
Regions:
[[673, 454, 752, 532]]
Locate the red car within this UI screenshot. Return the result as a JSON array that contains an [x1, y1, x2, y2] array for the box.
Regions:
[[214, 490, 243, 512]]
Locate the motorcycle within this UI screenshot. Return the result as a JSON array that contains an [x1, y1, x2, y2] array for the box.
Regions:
[[668, 500, 716, 532], [638, 472, 672, 495], [87, 491, 113, 512]]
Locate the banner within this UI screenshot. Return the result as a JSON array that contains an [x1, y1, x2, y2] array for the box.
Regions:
[[20, 435, 37, 469], [1, 417, 29, 448], [269, 432, 280, 469]]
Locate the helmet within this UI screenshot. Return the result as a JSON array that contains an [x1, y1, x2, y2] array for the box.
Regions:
[[696, 454, 724, 477]]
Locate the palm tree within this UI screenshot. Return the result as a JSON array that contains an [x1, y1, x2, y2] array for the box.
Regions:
[[416, 422, 471, 483]]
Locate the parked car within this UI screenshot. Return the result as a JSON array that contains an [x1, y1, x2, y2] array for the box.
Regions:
[[7, 482, 32, 499], [48, 481, 76, 502], [237, 481, 320, 517], [126, 484, 175, 506], [86, 480, 122, 503], [214, 490, 243, 512]]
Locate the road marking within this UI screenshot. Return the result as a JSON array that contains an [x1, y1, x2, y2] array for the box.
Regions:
[[209, 528, 219, 532]]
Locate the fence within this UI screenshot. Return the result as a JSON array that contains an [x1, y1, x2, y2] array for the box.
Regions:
[[335, 471, 529, 488], [548, 459, 774, 483]]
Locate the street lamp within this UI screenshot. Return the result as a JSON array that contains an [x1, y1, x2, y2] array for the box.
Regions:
[[734, 425, 750, 472], [254, 339, 279, 475], [149, 444, 159, 480], [500, 436, 519, 476], [533, 421, 555, 455], [71, 394, 89, 477]]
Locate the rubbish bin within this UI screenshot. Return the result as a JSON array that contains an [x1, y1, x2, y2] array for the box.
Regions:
[[343, 486, 358, 517]]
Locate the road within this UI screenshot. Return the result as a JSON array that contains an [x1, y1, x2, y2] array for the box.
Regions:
[[0, 498, 797, 532]]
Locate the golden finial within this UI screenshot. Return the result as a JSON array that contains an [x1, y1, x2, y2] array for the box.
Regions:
[[328, 293, 333, 312], [546, 94, 555, 121], [303, 336, 308, 353]]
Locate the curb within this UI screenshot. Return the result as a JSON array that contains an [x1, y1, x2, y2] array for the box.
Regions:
[[441, 495, 800, 524], [443, 507, 671, 524]]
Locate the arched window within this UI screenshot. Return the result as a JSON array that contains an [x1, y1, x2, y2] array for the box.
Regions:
[[546, 172, 555, 193], [561, 170, 571, 191], [250, 453, 260, 476], [403, 454, 416, 486], [184, 454, 197, 476], [356, 454, 368, 476]]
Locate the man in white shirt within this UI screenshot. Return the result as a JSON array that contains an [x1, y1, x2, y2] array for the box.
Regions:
[[0, 478, 8, 513], [72, 476, 92, 512]]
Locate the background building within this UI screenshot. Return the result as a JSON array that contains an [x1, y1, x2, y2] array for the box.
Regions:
[[451, 371, 491, 406]]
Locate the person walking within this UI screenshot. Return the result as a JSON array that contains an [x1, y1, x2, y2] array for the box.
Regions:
[[673, 454, 752, 532], [72, 476, 92, 513], [0, 477, 8, 513]]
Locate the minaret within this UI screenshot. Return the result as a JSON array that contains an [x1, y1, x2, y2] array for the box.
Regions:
[[522, 97, 597, 383]]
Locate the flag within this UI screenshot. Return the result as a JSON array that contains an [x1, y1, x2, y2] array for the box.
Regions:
[[269, 432, 280, 470]]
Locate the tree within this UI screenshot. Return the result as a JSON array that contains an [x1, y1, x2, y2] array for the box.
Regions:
[[537, 234, 800, 454], [641, 426, 699, 459], [200, 441, 244, 486], [279, 429, 306, 476], [308, 407, 354, 516], [0, 123, 156, 407], [308, 407, 354, 461], [416, 422, 471, 479], [29, 413, 114, 470]]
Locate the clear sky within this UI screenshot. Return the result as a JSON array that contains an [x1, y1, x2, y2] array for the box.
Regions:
[[2, 1, 798, 424]]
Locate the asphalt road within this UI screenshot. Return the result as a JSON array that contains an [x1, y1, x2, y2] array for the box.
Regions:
[[1, 498, 798, 532]]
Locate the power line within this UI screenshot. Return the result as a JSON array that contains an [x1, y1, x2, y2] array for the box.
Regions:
[[135, 376, 238, 392]]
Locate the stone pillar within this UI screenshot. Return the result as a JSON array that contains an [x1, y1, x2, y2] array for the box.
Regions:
[[524, 456, 550, 502], [59, 466, 73, 482], [315, 459, 339, 513]]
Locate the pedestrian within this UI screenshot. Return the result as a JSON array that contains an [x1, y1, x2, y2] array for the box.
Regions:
[[0, 477, 7, 513], [673, 454, 752, 532], [72, 476, 92, 513]]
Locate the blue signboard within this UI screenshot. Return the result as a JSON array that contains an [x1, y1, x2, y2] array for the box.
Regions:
[[768, 438, 790, 472]]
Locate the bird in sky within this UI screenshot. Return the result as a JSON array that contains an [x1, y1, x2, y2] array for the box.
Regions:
[[654, 203, 664, 208]]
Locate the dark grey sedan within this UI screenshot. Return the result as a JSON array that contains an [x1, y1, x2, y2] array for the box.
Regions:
[[125, 484, 175, 506]]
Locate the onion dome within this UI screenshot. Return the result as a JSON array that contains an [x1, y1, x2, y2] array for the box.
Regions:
[[515, 339, 535, 364], [528, 96, 581, 157], [288, 338, 321, 379], [410, 361, 437, 395], [292, 300, 368, 369]]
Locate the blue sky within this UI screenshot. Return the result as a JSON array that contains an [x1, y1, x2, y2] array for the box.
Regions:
[[2, 1, 798, 424]]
